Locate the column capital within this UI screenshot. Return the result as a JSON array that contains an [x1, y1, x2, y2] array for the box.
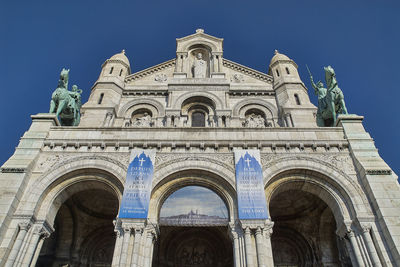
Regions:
[[360, 223, 372, 233], [18, 221, 32, 231]]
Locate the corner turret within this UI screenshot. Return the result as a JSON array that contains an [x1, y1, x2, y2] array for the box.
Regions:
[[80, 50, 131, 127], [269, 50, 317, 127]]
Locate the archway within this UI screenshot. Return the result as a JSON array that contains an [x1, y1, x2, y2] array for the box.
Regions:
[[154, 186, 233, 267], [267, 176, 353, 267], [36, 182, 120, 266]]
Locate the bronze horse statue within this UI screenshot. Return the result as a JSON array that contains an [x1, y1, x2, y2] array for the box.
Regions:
[[49, 68, 82, 126], [308, 65, 348, 126]]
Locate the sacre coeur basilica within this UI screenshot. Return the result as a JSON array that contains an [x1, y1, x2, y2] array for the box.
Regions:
[[0, 29, 399, 267]]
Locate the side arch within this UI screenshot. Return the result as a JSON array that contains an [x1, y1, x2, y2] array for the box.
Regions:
[[172, 91, 224, 110], [117, 98, 165, 117], [16, 156, 127, 223], [232, 98, 278, 118], [263, 156, 373, 226]]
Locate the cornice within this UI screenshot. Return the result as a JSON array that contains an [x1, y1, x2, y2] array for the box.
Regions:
[[223, 59, 273, 84], [125, 59, 175, 83]]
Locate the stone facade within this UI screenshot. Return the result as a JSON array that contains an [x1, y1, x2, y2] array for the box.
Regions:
[[0, 29, 399, 267]]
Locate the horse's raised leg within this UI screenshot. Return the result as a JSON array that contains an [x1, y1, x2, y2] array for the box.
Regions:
[[339, 98, 348, 114], [49, 100, 56, 113], [328, 100, 336, 126]]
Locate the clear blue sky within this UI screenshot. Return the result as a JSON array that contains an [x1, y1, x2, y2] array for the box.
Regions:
[[1, 1, 399, 176]]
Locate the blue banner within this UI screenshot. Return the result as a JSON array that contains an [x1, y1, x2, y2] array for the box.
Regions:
[[119, 149, 156, 219], [234, 150, 269, 219]]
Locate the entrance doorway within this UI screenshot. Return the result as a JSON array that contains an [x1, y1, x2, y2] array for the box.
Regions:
[[269, 189, 350, 266], [154, 186, 233, 267], [36, 188, 119, 266]]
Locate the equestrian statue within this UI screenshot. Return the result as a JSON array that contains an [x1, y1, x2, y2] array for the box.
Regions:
[[49, 68, 83, 126], [307, 65, 348, 127]]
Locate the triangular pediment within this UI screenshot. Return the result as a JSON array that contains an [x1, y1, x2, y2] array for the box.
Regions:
[[124, 57, 273, 86], [223, 58, 273, 84], [176, 29, 223, 43]]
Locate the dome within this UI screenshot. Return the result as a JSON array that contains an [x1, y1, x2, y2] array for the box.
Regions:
[[109, 49, 130, 67], [270, 50, 291, 66]]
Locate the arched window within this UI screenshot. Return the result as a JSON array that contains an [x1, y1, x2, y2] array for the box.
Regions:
[[294, 94, 301, 105], [192, 111, 205, 127], [286, 67, 290, 74], [109, 67, 114, 74], [119, 69, 123, 76], [98, 93, 104, 104], [276, 69, 280, 77]]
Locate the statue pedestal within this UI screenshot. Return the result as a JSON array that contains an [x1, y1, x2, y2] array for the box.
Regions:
[[173, 72, 187, 79], [211, 72, 225, 79]]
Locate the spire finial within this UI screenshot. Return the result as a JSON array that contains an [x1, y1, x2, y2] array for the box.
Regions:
[[196, 29, 204, 33], [274, 49, 279, 55], [122, 49, 125, 54]]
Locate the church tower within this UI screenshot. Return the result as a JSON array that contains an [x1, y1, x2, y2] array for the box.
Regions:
[[269, 50, 316, 127], [80, 50, 131, 127]]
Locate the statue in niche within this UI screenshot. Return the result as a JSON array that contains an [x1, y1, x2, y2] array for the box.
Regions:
[[103, 112, 113, 127], [244, 113, 266, 128], [132, 112, 152, 127], [193, 52, 207, 78]]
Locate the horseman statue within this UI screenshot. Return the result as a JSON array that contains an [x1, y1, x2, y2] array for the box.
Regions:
[[307, 65, 348, 127], [49, 68, 83, 126]]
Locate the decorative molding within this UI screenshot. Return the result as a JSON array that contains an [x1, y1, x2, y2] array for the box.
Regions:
[[1, 167, 26, 173], [366, 169, 392, 175], [125, 59, 175, 83], [36, 153, 130, 175], [230, 74, 244, 83], [102, 59, 130, 72], [223, 59, 273, 84], [155, 73, 167, 82], [154, 153, 235, 173]]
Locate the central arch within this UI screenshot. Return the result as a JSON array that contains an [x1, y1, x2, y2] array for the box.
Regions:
[[150, 169, 235, 267]]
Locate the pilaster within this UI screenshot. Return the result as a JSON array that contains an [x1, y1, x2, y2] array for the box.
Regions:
[[0, 114, 58, 262], [337, 114, 400, 264]]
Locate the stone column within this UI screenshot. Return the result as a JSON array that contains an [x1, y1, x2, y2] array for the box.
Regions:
[[5, 221, 31, 267], [255, 227, 266, 267], [21, 225, 50, 266], [284, 113, 293, 127], [30, 232, 49, 267], [143, 229, 156, 267], [166, 115, 172, 127], [347, 231, 364, 267], [263, 224, 274, 267], [111, 226, 124, 267], [212, 54, 218, 73], [229, 224, 241, 267], [119, 225, 132, 266], [243, 227, 254, 267], [217, 55, 222, 72], [217, 116, 223, 127], [361, 224, 382, 267], [131, 228, 143, 267]]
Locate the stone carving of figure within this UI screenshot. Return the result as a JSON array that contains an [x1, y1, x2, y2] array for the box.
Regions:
[[193, 52, 207, 78], [132, 112, 152, 127], [244, 113, 266, 128], [103, 112, 113, 127]]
